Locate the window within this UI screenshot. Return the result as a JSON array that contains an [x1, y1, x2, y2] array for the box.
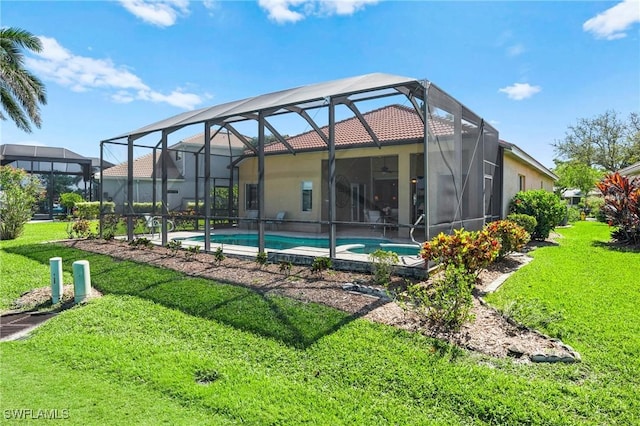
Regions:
[[245, 183, 258, 210], [301, 181, 312, 211], [175, 150, 182, 161], [518, 175, 526, 191]]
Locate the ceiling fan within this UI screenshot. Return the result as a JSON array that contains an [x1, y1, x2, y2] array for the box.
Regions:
[[379, 157, 396, 174]]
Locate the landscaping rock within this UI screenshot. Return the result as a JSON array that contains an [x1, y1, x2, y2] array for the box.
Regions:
[[507, 345, 525, 358], [342, 283, 389, 299], [530, 352, 580, 363]]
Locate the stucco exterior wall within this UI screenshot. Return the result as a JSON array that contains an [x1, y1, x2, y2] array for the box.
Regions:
[[100, 178, 185, 213], [238, 144, 422, 233], [502, 153, 555, 217]]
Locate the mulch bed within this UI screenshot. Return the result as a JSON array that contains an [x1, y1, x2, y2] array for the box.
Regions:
[[18, 237, 576, 362]]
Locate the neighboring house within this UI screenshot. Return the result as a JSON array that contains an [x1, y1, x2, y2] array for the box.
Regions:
[[619, 161, 640, 177], [561, 188, 584, 206], [100, 130, 246, 213], [499, 140, 558, 216]]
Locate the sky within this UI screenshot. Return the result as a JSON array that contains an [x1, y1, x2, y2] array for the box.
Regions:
[[2, 0, 639, 169]]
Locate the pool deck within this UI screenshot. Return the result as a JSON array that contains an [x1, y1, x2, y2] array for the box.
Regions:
[[138, 229, 425, 268]]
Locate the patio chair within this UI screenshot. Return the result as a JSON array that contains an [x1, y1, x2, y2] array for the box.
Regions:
[[267, 211, 286, 230], [239, 210, 259, 229], [144, 215, 175, 237], [364, 209, 383, 227]]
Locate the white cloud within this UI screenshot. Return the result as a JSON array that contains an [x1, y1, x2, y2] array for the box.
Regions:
[[203, 0, 218, 13], [583, 0, 640, 40], [258, 0, 378, 24], [119, 0, 190, 27], [25, 36, 203, 110], [498, 83, 541, 100], [507, 44, 525, 57]]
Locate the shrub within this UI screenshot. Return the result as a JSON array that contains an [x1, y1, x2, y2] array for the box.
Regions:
[[255, 251, 268, 268], [585, 196, 606, 222], [420, 229, 500, 278], [484, 220, 530, 259], [509, 190, 565, 240], [0, 165, 43, 240], [128, 237, 154, 249], [77, 201, 115, 218], [186, 202, 205, 214], [184, 245, 200, 261], [60, 192, 83, 213], [369, 249, 399, 287], [169, 209, 197, 231], [67, 219, 93, 238], [213, 247, 225, 265], [75, 202, 100, 219], [129, 202, 162, 213], [566, 206, 582, 223], [402, 264, 475, 332], [506, 213, 537, 235], [311, 257, 332, 276], [101, 214, 122, 240], [166, 240, 182, 256], [596, 172, 640, 245], [279, 261, 292, 277]]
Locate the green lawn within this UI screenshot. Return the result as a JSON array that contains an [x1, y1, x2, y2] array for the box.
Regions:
[[0, 221, 72, 308], [1, 221, 638, 424]]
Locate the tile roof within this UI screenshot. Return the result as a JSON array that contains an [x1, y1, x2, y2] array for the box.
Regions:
[[258, 104, 461, 154], [179, 130, 247, 149], [102, 150, 182, 179], [101, 130, 247, 178]]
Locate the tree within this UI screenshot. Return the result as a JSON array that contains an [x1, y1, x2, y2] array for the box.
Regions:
[[0, 27, 47, 133], [553, 110, 640, 172], [0, 165, 43, 240], [553, 161, 604, 199], [60, 192, 84, 214]]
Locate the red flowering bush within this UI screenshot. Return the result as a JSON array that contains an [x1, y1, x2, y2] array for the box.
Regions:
[[420, 229, 501, 277], [484, 220, 530, 259], [596, 172, 640, 245]]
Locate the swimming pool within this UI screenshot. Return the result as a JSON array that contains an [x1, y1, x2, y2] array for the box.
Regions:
[[180, 234, 421, 256]]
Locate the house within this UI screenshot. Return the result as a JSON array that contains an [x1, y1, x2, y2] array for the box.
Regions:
[[499, 140, 557, 216], [619, 161, 640, 177], [100, 130, 246, 213], [100, 73, 554, 251], [236, 106, 556, 236]]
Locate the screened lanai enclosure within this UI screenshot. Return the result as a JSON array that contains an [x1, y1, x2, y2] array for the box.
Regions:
[[100, 73, 501, 269], [0, 144, 97, 219]]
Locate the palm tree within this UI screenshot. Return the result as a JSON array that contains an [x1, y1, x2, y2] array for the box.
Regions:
[[0, 27, 47, 133]]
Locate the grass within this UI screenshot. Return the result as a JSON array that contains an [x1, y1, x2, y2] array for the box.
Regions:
[[485, 221, 640, 420], [0, 221, 72, 309], [1, 221, 639, 424]]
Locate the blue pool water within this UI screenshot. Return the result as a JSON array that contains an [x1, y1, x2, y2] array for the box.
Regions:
[[180, 234, 420, 256]]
